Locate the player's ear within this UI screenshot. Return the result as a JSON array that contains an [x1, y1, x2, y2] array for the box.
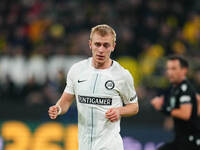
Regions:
[[89, 40, 92, 50], [111, 42, 116, 52]]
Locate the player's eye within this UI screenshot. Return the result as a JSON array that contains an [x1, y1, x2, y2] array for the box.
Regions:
[[103, 43, 110, 48], [95, 42, 101, 47]]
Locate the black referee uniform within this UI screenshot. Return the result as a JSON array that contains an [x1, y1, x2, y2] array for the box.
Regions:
[[159, 79, 200, 150]]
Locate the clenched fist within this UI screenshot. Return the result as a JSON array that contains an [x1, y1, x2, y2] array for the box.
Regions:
[[151, 96, 164, 111], [105, 108, 121, 122], [48, 105, 61, 119]]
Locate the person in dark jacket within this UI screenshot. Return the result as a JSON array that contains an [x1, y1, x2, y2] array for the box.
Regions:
[[151, 55, 200, 150]]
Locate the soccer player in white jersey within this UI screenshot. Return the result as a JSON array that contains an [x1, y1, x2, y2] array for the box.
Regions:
[[48, 24, 139, 150]]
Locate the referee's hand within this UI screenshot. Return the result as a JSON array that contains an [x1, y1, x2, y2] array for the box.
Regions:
[[105, 108, 120, 122], [48, 105, 59, 119], [151, 96, 164, 111]]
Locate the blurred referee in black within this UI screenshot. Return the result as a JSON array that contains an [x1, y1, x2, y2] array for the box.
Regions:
[[151, 55, 200, 150]]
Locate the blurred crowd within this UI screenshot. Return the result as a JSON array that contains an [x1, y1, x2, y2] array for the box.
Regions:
[[0, 0, 200, 109]]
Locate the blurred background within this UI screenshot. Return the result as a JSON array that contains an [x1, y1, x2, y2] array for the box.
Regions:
[[0, 0, 200, 150]]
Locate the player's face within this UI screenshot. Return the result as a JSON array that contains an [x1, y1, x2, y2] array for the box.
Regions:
[[89, 33, 115, 67], [166, 60, 186, 84]]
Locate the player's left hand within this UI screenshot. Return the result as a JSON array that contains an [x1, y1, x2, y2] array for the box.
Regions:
[[105, 108, 120, 122]]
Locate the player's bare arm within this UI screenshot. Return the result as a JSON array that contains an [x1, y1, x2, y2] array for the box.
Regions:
[[105, 102, 139, 122], [48, 92, 74, 119]]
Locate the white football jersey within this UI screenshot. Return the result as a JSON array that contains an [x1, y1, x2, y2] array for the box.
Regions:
[[64, 57, 138, 150]]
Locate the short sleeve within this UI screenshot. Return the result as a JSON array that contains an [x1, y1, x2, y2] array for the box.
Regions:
[[120, 70, 138, 104], [179, 83, 192, 105], [64, 66, 75, 95]]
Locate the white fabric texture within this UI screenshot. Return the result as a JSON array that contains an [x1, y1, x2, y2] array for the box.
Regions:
[[64, 57, 138, 150]]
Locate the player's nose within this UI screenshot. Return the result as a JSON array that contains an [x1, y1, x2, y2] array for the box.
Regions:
[[98, 46, 105, 52]]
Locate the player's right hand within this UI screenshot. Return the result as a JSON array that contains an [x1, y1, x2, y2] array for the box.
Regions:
[[48, 105, 59, 119]]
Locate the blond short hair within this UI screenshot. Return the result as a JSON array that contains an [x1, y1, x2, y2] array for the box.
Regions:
[[90, 24, 116, 44]]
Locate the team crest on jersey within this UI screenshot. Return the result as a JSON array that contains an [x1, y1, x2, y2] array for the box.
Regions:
[[181, 84, 188, 91], [105, 80, 115, 90]]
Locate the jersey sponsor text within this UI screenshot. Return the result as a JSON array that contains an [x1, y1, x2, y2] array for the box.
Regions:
[[78, 95, 112, 105]]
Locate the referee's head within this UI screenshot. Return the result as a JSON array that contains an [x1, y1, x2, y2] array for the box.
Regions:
[[168, 55, 189, 69], [166, 55, 189, 84]]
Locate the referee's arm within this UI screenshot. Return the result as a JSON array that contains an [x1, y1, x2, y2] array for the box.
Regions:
[[171, 103, 192, 121], [196, 94, 200, 116]]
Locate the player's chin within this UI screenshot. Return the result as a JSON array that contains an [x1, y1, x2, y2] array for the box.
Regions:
[[96, 58, 105, 64]]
